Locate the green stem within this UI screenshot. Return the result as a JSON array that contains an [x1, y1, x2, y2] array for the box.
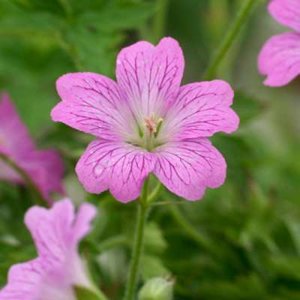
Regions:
[[203, 0, 259, 80], [169, 205, 212, 252], [148, 182, 162, 204], [124, 179, 150, 300], [152, 200, 183, 207], [0, 153, 46, 206], [153, 0, 169, 42]]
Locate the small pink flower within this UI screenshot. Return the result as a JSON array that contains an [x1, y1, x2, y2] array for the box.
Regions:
[[51, 37, 239, 203], [0, 93, 64, 202], [0, 199, 97, 300], [258, 0, 300, 86]]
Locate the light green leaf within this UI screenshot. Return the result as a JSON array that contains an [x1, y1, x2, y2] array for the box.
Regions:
[[74, 286, 107, 300], [139, 277, 174, 300], [144, 223, 168, 255], [141, 255, 170, 280]]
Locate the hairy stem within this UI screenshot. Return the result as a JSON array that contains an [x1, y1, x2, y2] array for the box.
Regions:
[[124, 178, 150, 300], [203, 0, 259, 80]]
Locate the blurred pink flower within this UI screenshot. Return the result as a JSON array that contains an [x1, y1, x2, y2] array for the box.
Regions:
[[52, 37, 239, 203], [0, 199, 96, 300], [0, 93, 64, 202], [258, 0, 300, 86]]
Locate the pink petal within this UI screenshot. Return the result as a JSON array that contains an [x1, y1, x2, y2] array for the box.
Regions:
[[0, 94, 64, 201], [163, 80, 239, 140], [269, 0, 300, 32], [73, 203, 98, 241], [153, 140, 226, 201], [52, 72, 128, 140], [0, 199, 96, 300], [0, 160, 21, 183], [0, 149, 64, 203], [116, 37, 184, 117], [76, 140, 154, 203], [0, 259, 43, 300], [23, 150, 65, 201], [0, 93, 35, 156], [258, 32, 300, 86], [25, 199, 95, 259]]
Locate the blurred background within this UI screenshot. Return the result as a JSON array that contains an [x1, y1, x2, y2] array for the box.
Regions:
[[0, 0, 299, 299]]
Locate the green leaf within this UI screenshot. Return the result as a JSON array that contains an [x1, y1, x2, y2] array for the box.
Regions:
[[233, 91, 265, 124], [78, 1, 156, 32], [144, 223, 168, 255], [139, 277, 174, 300], [64, 26, 122, 74], [74, 286, 107, 300], [141, 255, 170, 280], [267, 256, 300, 281], [11, 0, 65, 15]]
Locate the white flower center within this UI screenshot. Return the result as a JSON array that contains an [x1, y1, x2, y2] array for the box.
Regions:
[[126, 113, 165, 151]]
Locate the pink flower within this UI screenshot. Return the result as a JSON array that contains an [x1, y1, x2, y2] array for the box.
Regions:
[[258, 0, 300, 86], [51, 37, 239, 203], [0, 93, 64, 202], [0, 199, 97, 300]]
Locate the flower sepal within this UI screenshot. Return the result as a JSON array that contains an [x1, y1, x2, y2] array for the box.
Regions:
[[74, 285, 107, 300]]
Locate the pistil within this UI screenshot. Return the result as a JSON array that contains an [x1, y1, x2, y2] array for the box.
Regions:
[[143, 115, 164, 151]]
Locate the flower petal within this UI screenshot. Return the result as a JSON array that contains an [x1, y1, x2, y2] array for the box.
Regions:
[[0, 159, 21, 183], [0, 259, 45, 300], [0, 149, 64, 203], [0, 199, 96, 300], [52, 72, 128, 140], [24, 150, 65, 201], [269, 0, 300, 32], [163, 80, 239, 140], [0, 94, 64, 202], [258, 32, 300, 86], [153, 140, 226, 201], [116, 37, 184, 117], [76, 140, 154, 202], [25, 199, 95, 260], [0, 93, 34, 155]]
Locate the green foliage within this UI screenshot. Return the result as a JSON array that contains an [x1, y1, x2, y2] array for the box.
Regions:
[[0, 0, 300, 299], [233, 91, 265, 124], [138, 277, 174, 300], [0, 0, 155, 132], [74, 285, 107, 300]]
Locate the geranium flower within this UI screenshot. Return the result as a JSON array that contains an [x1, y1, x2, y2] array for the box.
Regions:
[[0, 93, 64, 202], [0, 199, 97, 300], [51, 37, 239, 203], [258, 0, 300, 86]]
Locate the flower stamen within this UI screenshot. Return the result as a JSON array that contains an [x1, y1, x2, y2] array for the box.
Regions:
[[144, 115, 163, 136], [138, 115, 164, 151]]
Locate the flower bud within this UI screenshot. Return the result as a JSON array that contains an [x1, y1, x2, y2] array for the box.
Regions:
[[138, 277, 174, 300]]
